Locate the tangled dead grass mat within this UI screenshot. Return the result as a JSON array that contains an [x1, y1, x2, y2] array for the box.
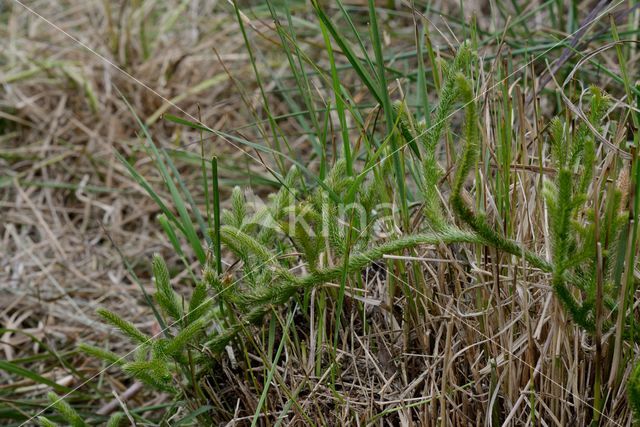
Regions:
[[2, 0, 640, 425]]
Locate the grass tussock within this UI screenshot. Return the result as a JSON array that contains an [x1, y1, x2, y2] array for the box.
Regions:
[[2, 0, 640, 426]]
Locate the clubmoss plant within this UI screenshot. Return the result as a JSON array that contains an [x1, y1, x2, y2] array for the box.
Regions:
[[38, 392, 124, 427], [78, 254, 212, 400], [44, 41, 638, 425]]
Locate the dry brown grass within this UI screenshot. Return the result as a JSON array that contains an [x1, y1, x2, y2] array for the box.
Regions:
[[1, 0, 640, 425], [0, 0, 255, 414]]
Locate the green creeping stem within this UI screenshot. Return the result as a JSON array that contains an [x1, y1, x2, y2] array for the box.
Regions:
[[207, 68, 607, 355], [296, 228, 481, 287], [394, 99, 447, 231], [448, 77, 611, 339], [449, 74, 553, 273], [208, 215, 561, 353], [450, 199, 552, 271], [206, 72, 560, 353], [423, 43, 471, 154], [206, 228, 482, 351]]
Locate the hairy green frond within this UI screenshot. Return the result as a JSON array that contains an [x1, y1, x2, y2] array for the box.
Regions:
[[325, 159, 352, 194], [220, 225, 273, 265], [152, 254, 182, 321], [550, 169, 574, 270], [78, 343, 123, 366], [588, 85, 610, 122], [122, 359, 173, 392], [578, 87, 609, 192], [287, 202, 323, 269], [393, 100, 422, 159], [106, 413, 125, 427], [272, 166, 300, 215], [97, 308, 150, 346], [134, 345, 148, 362], [165, 318, 205, 356], [421, 159, 446, 231], [423, 41, 471, 154], [203, 267, 229, 300], [46, 392, 87, 427], [418, 49, 474, 232], [323, 199, 345, 255], [230, 186, 246, 229], [553, 278, 594, 332], [206, 324, 241, 353], [37, 417, 59, 427], [549, 117, 566, 167], [452, 73, 478, 197], [188, 281, 210, 324]]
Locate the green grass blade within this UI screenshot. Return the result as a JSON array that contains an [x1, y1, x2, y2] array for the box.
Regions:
[[212, 157, 223, 275], [118, 92, 206, 264], [250, 308, 295, 427], [318, 17, 352, 176], [0, 361, 73, 394], [311, 1, 381, 103]]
